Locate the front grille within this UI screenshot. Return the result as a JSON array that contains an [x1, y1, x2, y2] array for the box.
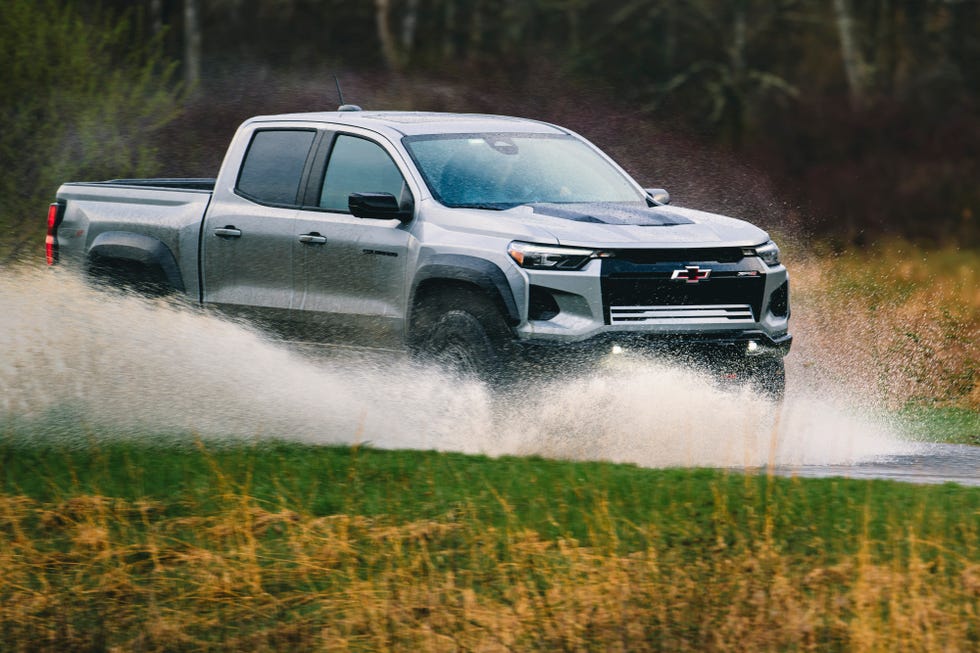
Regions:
[[600, 256, 766, 325], [609, 304, 755, 325]]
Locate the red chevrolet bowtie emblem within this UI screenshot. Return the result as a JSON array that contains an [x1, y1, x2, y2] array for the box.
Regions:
[[670, 265, 711, 283]]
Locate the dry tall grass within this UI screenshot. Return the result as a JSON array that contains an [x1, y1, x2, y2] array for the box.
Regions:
[[790, 243, 980, 410], [1, 488, 976, 652]]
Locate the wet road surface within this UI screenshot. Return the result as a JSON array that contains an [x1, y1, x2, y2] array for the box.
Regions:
[[776, 443, 980, 487]]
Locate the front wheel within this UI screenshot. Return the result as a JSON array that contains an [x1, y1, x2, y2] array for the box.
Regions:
[[412, 291, 516, 385]]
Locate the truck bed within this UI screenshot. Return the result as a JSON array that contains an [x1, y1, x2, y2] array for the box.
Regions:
[[97, 178, 216, 191], [55, 179, 216, 300]]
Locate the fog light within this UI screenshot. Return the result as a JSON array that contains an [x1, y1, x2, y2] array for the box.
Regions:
[[611, 345, 625, 355], [746, 341, 760, 354]]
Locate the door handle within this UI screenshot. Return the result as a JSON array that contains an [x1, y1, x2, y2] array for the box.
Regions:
[[214, 226, 242, 238], [298, 232, 327, 245]]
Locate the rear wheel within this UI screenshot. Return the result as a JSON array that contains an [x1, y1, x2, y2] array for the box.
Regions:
[[87, 257, 173, 297]]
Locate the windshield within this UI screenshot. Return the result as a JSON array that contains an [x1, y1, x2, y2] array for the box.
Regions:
[[402, 133, 647, 209]]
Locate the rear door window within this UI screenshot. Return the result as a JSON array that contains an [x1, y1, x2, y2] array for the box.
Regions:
[[237, 129, 316, 206], [319, 134, 407, 212]]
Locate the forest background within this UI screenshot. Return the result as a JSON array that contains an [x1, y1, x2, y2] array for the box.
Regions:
[[2, 0, 978, 261]]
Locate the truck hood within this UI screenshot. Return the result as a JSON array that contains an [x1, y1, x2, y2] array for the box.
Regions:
[[490, 202, 770, 248]]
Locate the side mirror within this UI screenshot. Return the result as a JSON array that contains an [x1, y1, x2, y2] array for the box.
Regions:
[[645, 188, 670, 206], [348, 192, 413, 222]]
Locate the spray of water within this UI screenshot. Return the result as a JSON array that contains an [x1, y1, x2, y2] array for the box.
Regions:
[[1, 267, 916, 468]]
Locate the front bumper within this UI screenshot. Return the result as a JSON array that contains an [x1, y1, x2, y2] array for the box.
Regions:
[[515, 328, 791, 366], [512, 252, 791, 353]]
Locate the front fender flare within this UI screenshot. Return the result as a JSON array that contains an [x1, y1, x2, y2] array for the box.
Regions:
[[411, 255, 520, 325]]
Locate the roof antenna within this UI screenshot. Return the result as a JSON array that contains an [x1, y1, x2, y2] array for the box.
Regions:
[[334, 75, 362, 112]]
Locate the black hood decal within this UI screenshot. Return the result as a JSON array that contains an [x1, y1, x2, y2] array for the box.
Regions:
[[530, 202, 694, 226]]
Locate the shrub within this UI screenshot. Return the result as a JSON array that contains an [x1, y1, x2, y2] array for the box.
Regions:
[[0, 0, 182, 262]]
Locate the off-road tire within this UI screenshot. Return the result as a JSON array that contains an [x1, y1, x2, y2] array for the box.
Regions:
[[87, 257, 173, 298], [412, 290, 516, 384]]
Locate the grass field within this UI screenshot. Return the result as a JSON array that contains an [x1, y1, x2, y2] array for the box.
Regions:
[[898, 405, 980, 446], [0, 432, 977, 652], [1, 242, 977, 650]]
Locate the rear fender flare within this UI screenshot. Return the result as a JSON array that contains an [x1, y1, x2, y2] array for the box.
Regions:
[[87, 231, 185, 292]]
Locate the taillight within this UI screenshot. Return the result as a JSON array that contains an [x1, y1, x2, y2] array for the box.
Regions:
[[45, 202, 65, 265]]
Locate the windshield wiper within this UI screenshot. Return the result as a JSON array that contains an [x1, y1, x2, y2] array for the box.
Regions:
[[452, 202, 516, 211]]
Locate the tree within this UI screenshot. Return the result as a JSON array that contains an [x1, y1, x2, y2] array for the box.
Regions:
[[644, 0, 800, 147], [184, 0, 202, 87], [831, 0, 870, 109], [0, 0, 182, 263], [375, 0, 404, 71]]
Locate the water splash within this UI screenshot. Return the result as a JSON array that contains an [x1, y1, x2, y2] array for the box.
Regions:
[[1, 267, 916, 468]]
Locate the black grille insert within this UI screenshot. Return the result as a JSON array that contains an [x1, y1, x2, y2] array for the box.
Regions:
[[600, 256, 767, 325], [610, 247, 746, 264]]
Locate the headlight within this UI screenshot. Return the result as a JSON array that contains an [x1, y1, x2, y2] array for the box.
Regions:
[[507, 241, 605, 271], [751, 240, 781, 266]]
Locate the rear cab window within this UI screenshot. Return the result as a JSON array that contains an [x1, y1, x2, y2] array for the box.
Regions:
[[236, 129, 317, 206]]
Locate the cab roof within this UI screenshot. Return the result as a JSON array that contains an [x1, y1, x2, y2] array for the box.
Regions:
[[244, 111, 569, 137]]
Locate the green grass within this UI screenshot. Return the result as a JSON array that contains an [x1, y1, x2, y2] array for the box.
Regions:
[[2, 433, 976, 555], [899, 405, 980, 446], [1, 427, 978, 650]]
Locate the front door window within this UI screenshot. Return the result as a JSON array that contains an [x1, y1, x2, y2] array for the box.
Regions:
[[319, 135, 407, 212]]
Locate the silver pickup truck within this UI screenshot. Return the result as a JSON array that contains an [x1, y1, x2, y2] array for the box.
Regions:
[[46, 109, 791, 392]]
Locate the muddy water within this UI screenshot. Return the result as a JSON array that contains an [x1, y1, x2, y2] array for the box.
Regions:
[[1, 268, 972, 484]]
